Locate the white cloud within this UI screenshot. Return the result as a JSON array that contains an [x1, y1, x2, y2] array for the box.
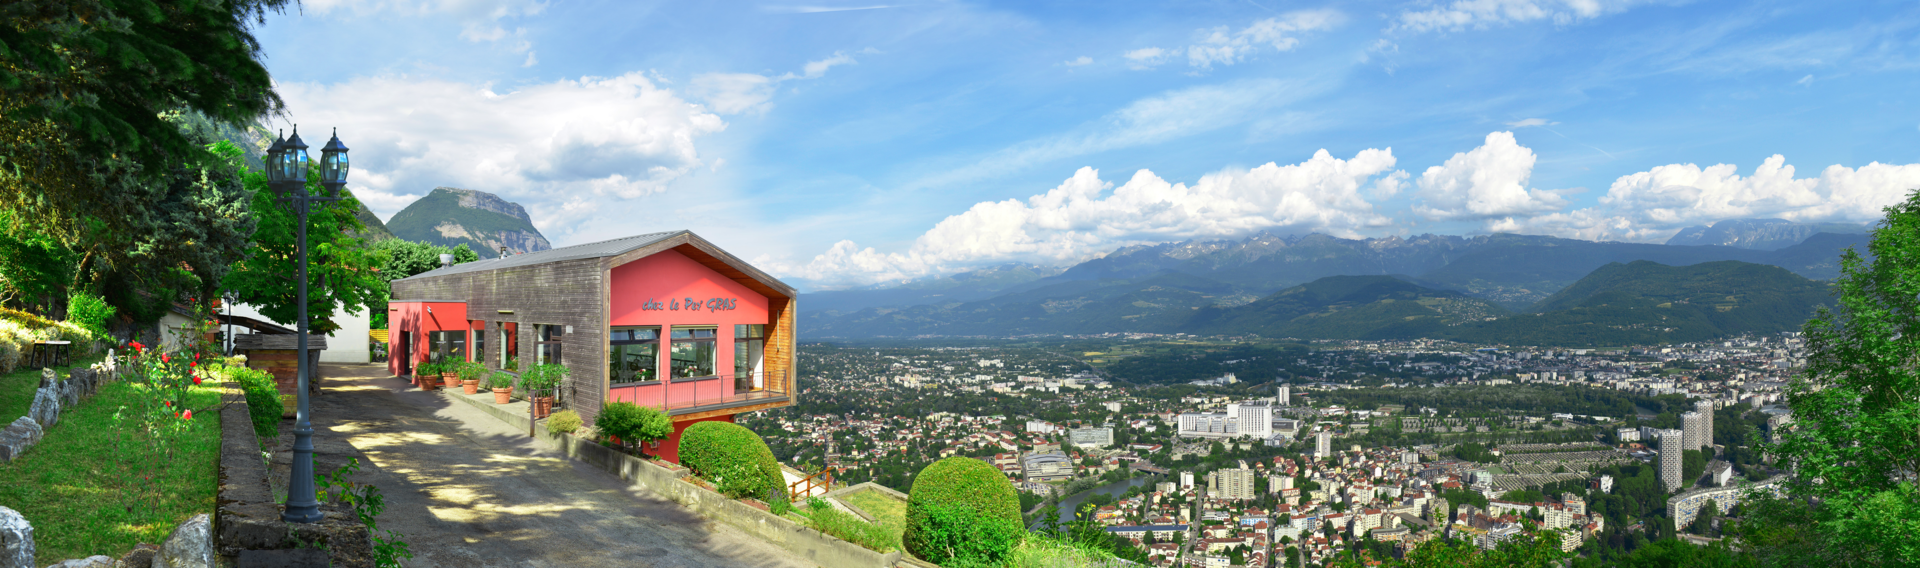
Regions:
[[1187, 10, 1344, 68], [690, 50, 869, 115], [1796, 74, 1814, 86], [1505, 118, 1555, 127], [1124, 47, 1176, 70], [1065, 56, 1093, 67], [279, 72, 725, 222], [523, 51, 538, 67], [1487, 155, 1920, 241], [1413, 131, 1569, 221], [1393, 0, 1646, 33], [313, 0, 548, 52], [1126, 10, 1342, 71], [775, 148, 1403, 286]]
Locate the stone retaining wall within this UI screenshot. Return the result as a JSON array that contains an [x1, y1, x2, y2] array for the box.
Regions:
[[3, 358, 116, 464], [446, 391, 905, 568], [213, 387, 370, 567]]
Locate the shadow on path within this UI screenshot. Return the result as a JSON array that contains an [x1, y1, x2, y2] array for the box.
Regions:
[[262, 364, 813, 568]]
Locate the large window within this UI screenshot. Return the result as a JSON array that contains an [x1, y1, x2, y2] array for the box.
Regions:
[[609, 327, 659, 384], [536, 324, 564, 366], [427, 330, 466, 364], [670, 327, 716, 379], [471, 321, 486, 364], [734, 324, 764, 392]]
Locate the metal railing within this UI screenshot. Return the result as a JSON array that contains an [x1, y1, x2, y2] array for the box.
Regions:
[[607, 370, 792, 415]]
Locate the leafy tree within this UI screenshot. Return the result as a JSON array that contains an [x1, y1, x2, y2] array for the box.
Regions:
[[1, 0, 287, 243], [1683, 449, 1706, 485], [1740, 191, 1920, 567], [366, 239, 477, 327], [1690, 499, 1718, 536], [221, 166, 380, 334], [0, 209, 75, 309]]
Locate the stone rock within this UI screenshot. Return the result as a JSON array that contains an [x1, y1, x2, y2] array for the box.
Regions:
[[149, 515, 211, 568], [114, 544, 158, 568], [58, 378, 77, 408], [69, 369, 91, 400], [232, 549, 328, 568], [44, 555, 112, 568], [0, 418, 43, 463], [39, 368, 55, 389], [0, 506, 34, 568], [27, 388, 57, 430]]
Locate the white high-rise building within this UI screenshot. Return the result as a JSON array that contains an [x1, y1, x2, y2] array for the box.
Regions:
[[1659, 428, 1687, 492], [1180, 471, 1195, 489], [1681, 412, 1706, 455], [1277, 384, 1291, 406], [1316, 430, 1333, 458], [1232, 401, 1274, 438], [1695, 400, 1715, 451], [1209, 468, 1256, 500]]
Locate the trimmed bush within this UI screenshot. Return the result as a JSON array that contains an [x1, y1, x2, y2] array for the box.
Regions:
[[485, 370, 515, 390], [595, 401, 672, 446], [679, 421, 783, 500], [547, 410, 582, 433], [65, 292, 115, 339], [904, 456, 1024, 566], [226, 365, 282, 442]]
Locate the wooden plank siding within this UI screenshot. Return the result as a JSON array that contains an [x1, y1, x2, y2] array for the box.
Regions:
[[394, 231, 796, 426]]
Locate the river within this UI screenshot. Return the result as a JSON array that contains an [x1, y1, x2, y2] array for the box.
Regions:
[[1035, 475, 1163, 528]]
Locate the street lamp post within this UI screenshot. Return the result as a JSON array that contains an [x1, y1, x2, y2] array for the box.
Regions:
[[265, 125, 349, 523]]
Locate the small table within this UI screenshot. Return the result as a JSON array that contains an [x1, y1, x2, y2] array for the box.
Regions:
[[29, 341, 72, 369]]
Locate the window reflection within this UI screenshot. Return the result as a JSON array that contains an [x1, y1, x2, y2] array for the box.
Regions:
[[671, 327, 716, 379], [610, 327, 659, 384]]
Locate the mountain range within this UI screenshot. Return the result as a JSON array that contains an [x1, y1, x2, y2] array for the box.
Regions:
[[386, 187, 552, 258], [801, 222, 1865, 344]]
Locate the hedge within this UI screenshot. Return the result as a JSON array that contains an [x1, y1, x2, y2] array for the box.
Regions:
[[678, 421, 783, 501], [0, 307, 99, 374], [595, 401, 671, 445], [903, 456, 1024, 566], [221, 365, 283, 442]]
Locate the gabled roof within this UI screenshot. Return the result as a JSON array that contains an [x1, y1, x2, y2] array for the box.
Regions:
[[394, 230, 796, 298]]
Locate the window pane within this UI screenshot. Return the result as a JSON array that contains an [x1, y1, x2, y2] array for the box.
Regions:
[[735, 337, 763, 392], [610, 343, 658, 384], [671, 339, 715, 378]]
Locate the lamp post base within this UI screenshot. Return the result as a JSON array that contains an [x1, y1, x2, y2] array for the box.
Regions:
[[282, 425, 325, 523]]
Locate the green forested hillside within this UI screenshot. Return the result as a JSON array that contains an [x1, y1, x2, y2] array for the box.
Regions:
[[1182, 275, 1511, 340], [1443, 260, 1830, 345]]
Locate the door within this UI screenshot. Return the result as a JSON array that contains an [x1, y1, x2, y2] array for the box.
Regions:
[[398, 330, 412, 376]]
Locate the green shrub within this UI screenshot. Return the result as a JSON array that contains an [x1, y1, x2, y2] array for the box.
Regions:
[[485, 371, 515, 390], [547, 410, 582, 433], [802, 497, 898, 552], [229, 366, 282, 441], [414, 361, 442, 376], [679, 421, 783, 500], [65, 292, 115, 340], [595, 401, 672, 446], [456, 360, 487, 381], [904, 457, 1024, 566]]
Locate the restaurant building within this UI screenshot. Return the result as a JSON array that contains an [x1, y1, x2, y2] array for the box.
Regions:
[[386, 230, 796, 462]]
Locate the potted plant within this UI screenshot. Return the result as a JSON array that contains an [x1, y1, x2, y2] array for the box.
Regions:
[[439, 360, 462, 388], [521, 363, 566, 419], [487, 370, 516, 404], [415, 361, 443, 390], [458, 361, 486, 395]]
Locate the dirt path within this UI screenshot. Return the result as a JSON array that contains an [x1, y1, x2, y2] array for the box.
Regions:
[[265, 364, 813, 568]]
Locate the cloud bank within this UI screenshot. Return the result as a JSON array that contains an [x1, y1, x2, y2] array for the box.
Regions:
[[1126, 10, 1343, 70], [277, 72, 725, 220], [1393, 0, 1650, 33], [781, 132, 1920, 287]]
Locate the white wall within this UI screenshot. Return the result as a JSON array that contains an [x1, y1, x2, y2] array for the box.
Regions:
[[223, 301, 372, 363]]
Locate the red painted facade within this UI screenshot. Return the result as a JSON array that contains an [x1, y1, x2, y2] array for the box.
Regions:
[[385, 301, 469, 379], [606, 250, 771, 410]]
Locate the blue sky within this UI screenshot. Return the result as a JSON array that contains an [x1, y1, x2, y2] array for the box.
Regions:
[[258, 0, 1920, 290]]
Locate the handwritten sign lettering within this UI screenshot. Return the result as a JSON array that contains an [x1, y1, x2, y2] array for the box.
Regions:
[[641, 297, 740, 312]]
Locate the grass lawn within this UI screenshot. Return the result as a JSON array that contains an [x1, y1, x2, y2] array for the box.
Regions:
[[842, 488, 906, 535], [0, 354, 108, 421], [0, 367, 225, 564]]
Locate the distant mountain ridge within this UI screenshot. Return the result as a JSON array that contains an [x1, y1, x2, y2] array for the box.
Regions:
[[1666, 218, 1871, 250], [386, 187, 552, 258], [801, 228, 1866, 341]]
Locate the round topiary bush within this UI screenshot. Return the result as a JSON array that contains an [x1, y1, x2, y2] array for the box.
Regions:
[[547, 409, 583, 434], [678, 421, 783, 500], [903, 456, 1024, 565]]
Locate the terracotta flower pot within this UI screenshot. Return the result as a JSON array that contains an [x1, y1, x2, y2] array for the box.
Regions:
[[462, 379, 480, 395], [492, 387, 514, 404], [421, 375, 440, 390], [532, 396, 553, 419]]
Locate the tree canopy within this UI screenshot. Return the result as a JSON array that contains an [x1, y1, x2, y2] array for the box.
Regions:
[[221, 168, 380, 335], [1739, 190, 1920, 566]]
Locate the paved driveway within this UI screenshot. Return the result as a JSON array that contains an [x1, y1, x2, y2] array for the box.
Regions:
[[271, 364, 812, 568]]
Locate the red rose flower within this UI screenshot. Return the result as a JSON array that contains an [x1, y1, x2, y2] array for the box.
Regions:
[[183, 410, 193, 420], [162, 354, 170, 363], [192, 376, 202, 385]]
